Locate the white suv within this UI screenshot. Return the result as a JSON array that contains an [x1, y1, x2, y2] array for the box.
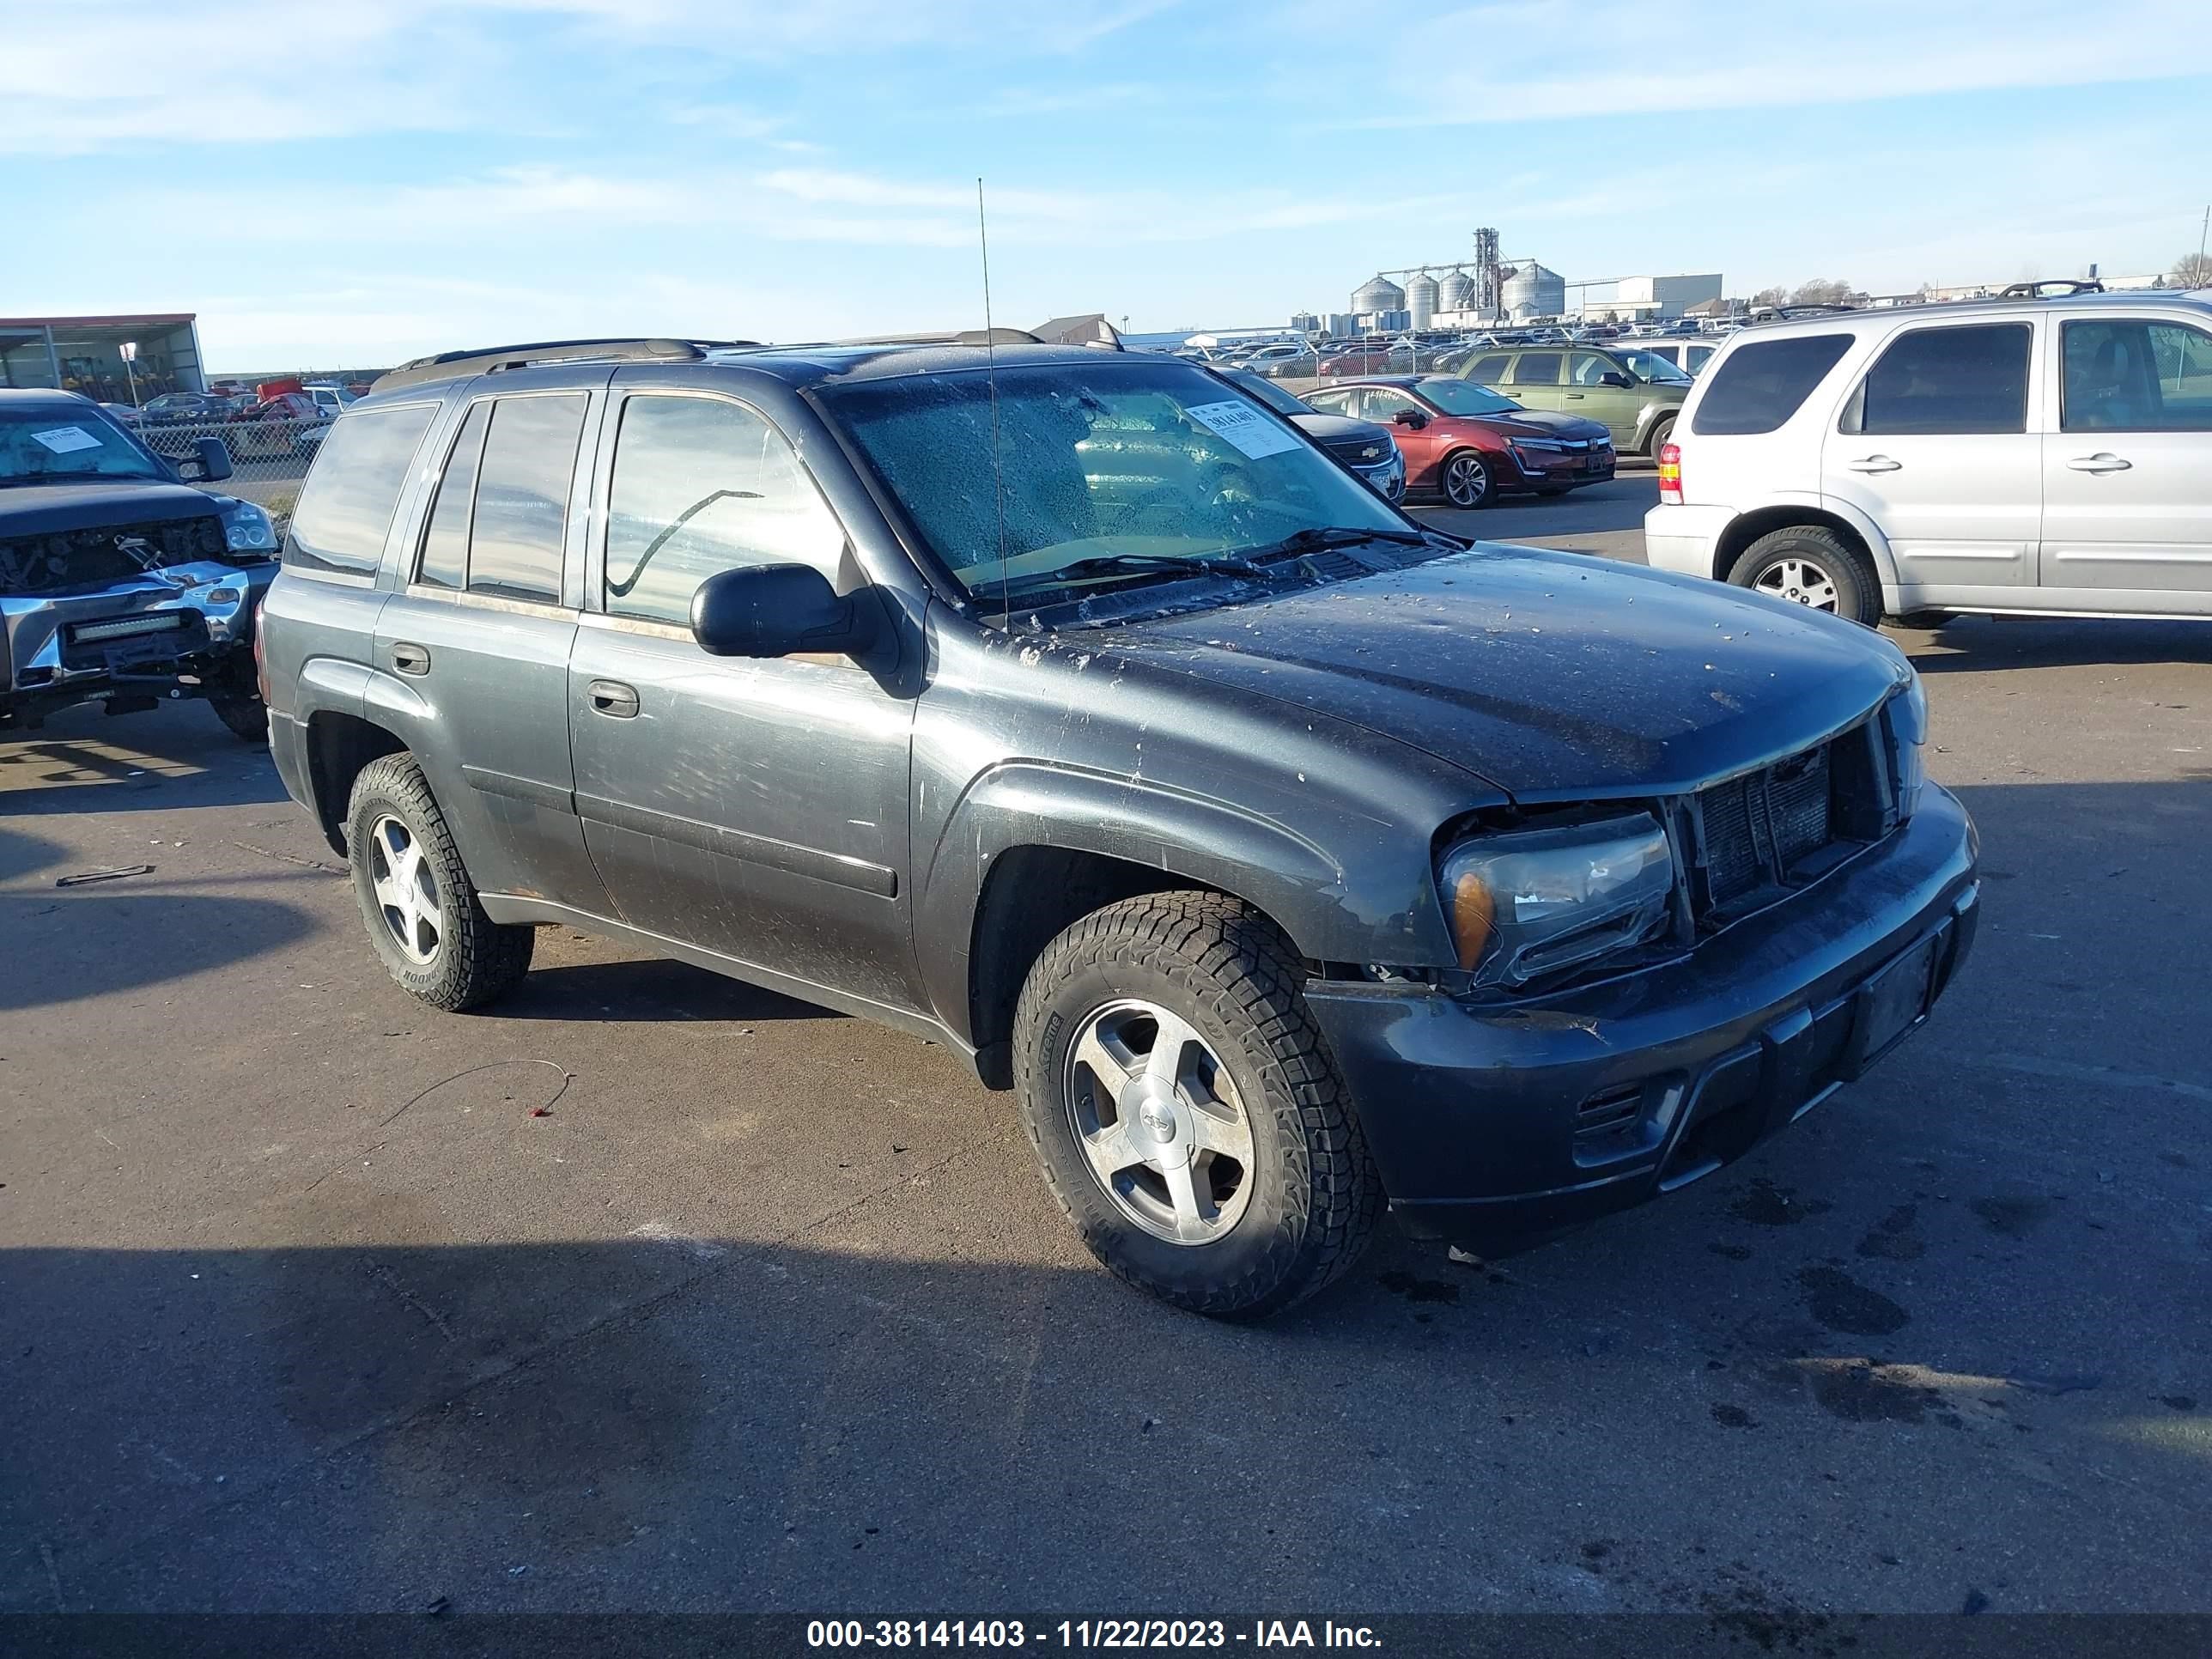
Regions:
[[1643, 293, 2212, 626]]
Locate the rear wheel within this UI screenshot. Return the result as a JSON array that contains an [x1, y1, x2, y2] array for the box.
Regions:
[[1012, 892, 1383, 1319], [1728, 525, 1882, 628], [1440, 449, 1492, 509], [345, 753, 533, 1011]]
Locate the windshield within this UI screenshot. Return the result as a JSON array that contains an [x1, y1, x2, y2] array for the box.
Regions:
[[1415, 380, 1522, 416], [0, 407, 169, 484], [1224, 370, 1310, 418], [1618, 349, 1692, 385], [824, 359, 1408, 604]]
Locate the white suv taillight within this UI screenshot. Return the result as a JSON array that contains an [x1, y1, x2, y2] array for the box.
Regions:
[[1656, 441, 1682, 505]]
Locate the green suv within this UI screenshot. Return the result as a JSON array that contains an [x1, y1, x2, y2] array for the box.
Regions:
[[1457, 343, 1692, 456]]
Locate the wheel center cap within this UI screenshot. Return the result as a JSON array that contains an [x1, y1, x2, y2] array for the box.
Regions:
[[1138, 1098, 1180, 1144]]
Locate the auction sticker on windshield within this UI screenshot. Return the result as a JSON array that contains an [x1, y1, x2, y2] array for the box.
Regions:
[[1185, 399, 1301, 460], [31, 426, 104, 455]]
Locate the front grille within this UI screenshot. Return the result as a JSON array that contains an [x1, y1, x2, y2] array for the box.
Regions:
[[1694, 741, 1837, 915], [0, 515, 226, 595], [1322, 436, 1395, 466]]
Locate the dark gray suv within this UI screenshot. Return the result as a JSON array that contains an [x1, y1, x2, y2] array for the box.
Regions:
[[260, 336, 1978, 1318]]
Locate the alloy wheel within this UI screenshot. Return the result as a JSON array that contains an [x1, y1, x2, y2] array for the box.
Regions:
[[1752, 556, 1840, 612], [367, 814, 442, 965], [1443, 453, 1489, 508], [1064, 998, 1256, 1245]]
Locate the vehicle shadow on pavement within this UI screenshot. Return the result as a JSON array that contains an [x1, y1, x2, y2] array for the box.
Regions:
[[0, 888, 317, 1012], [2, 1213, 2205, 1616], [0, 724, 289, 818], [494, 956, 845, 1024], [1901, 617, 2212, 673]]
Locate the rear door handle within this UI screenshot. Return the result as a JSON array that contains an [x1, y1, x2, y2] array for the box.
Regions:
[[2066, 453, 2132, 473], [1846, 455, 1902, 473], [587, 678, 641, 719], [390, 641, 430, 675], [1564, 392, 1586, 399]]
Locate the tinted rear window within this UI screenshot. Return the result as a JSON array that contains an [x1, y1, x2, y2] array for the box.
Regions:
[[286, 404, 437, 576], [1848, 323, 2031, 436], [1692, 335, 1852, 435]]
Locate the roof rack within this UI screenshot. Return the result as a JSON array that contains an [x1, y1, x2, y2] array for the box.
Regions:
[[1997, 278, 2105, 299], [370, 337, 762, 394]]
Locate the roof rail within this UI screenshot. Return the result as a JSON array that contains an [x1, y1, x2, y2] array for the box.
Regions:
[[822, 327, 1045, 349], [369, 337, 762, 394]]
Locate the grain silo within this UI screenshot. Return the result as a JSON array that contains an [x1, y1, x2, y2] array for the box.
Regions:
[[1352, 274, 1406, 316], [1501, 261, 1565, 319], [1439, 268, 1477, 313], [1406, 270, 1440, 331]]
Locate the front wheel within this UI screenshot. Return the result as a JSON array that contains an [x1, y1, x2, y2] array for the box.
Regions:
[[1643, 414, 1675, 457], [1012, 892, 1383, 1319], [1728, 525, 1883, 628], [1439, 449, 1493, 509], [210, 693, 268, 744], [345, 752, 533, 1011]]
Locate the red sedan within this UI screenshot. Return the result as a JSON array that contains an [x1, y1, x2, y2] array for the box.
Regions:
[[1303, 374, 1614, 508]]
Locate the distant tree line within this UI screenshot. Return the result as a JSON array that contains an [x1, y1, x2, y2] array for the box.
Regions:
[[1749, 279, 1857, 308]]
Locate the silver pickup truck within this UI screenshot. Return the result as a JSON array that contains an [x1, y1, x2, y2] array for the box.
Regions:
[[1, 389, 280, 738]]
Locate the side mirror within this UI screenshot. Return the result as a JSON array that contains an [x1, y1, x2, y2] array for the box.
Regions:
[[1394, 410, 1428, 429], [690, 562, 866, 659], [181, 436, 233, 482], [1600, 372, 1633, 388]]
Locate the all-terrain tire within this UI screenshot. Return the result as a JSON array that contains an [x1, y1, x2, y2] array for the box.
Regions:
[[1012, 891, 1384, 1319], [345, 752, 533, 1012], [1727, 524, 1883, 628]]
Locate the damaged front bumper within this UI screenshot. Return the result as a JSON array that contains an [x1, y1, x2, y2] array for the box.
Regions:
[[0, 558, 277, 726], [1303, 784, 1978, 1249]]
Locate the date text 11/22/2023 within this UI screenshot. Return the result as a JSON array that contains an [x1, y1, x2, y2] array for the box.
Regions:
[[805, 1620, 1382, 1649]]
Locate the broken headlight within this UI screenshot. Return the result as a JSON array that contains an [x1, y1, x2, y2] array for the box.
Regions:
[[218, 498, 276, 555], [1438, 815, 1674, 990]]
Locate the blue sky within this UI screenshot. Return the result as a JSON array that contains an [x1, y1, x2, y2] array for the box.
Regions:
[[7, 0, 2208, 368]]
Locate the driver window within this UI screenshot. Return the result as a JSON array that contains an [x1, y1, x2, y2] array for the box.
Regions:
[[2063, 319, 2212, 432], [1358, 389, 1417, 422], [1570, 352, 1614, 386], [604, 393, 844, 626]]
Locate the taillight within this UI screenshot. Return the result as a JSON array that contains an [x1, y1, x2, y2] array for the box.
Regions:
[[1656, 441, 1682, 505], [253, 614, 270, 705]]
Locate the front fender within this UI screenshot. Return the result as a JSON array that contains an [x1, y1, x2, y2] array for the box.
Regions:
[[912, 761, 1460, 1046]]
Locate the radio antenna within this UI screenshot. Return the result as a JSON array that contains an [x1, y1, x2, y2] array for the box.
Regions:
[[977, 177, 1011, 629]]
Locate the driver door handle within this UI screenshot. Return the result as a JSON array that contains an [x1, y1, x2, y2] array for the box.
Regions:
[[1846, 455, 1902, 473], [2066, 453, 2132, 473], [390, 641, 430, 676], [587, 679, 640, 719]]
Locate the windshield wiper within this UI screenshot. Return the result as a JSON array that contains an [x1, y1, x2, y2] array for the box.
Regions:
[[1235, 524, 1434, 562], [992, 551, 1280, 602]]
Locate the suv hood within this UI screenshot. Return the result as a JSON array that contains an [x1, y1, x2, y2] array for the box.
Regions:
[[1104, 545, 1908, 801], [0, 480, 218, 538]]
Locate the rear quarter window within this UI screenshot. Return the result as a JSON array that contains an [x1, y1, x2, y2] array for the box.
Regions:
[[286, 403, 438, 577], [1690, 334, 1854, 436]]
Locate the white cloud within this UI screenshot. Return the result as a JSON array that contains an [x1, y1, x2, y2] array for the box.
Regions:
[[1328, 0, 2202, 124]]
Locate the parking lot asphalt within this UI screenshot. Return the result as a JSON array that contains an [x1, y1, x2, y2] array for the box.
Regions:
[[3, 497, 2208, 1623]]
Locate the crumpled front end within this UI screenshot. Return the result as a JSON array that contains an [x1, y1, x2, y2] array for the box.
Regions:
[[1, 556, 277, 726]]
